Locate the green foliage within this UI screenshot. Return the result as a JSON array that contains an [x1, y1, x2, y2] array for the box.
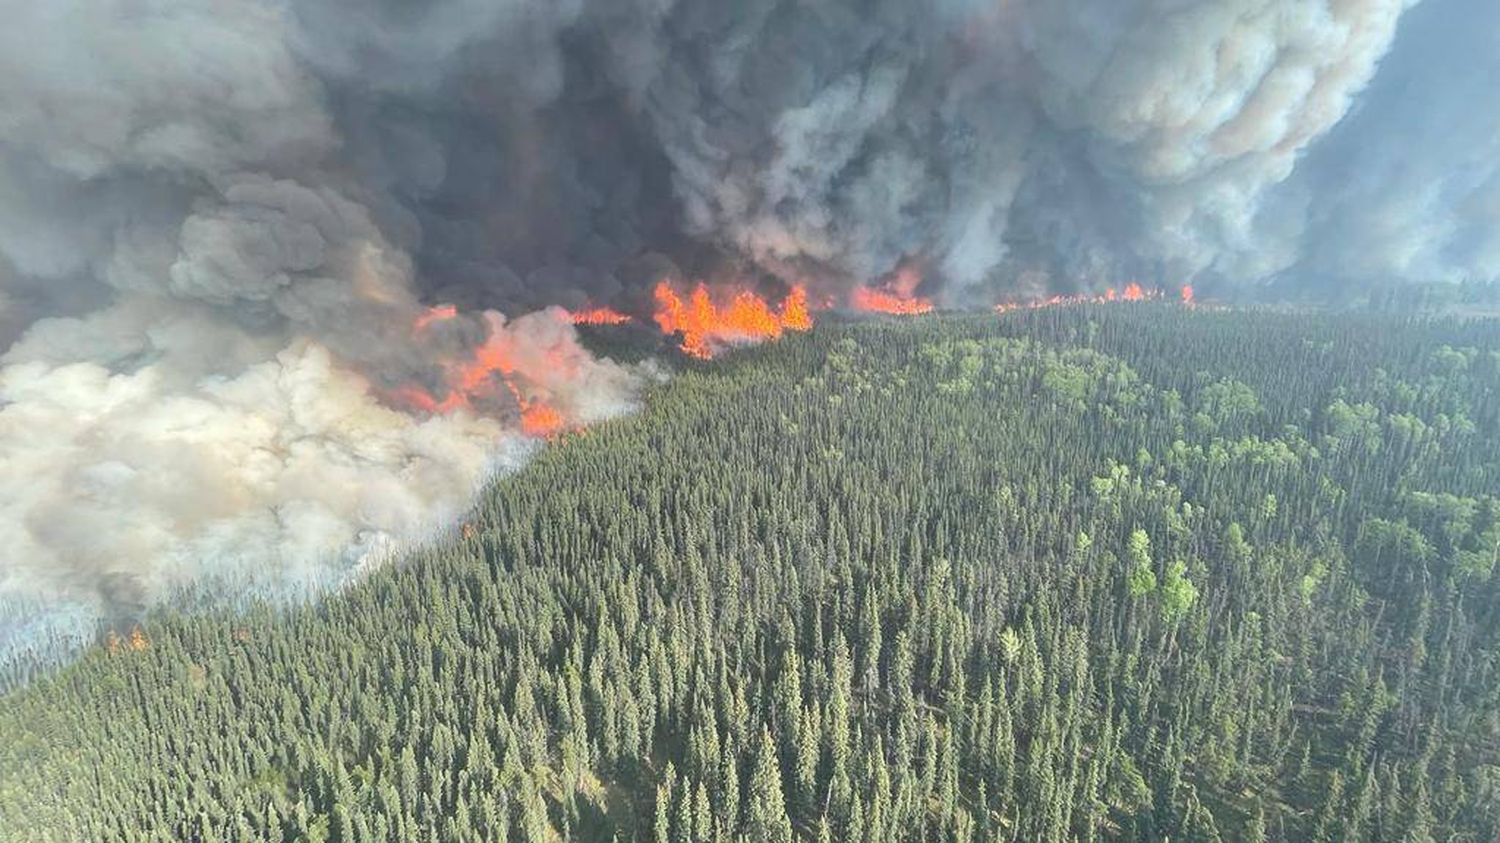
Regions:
[[1198, 377, 1262, 427], [1159, 561, 1198, 623], [1127, 528, 1158, 597], [1128, 563, 1158, 598], [3, 305, 1499, 841]]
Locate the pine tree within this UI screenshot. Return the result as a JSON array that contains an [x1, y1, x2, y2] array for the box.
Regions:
[[717, 744, 740, 836], [654, 778, 672, 843], [795, 706, 821, 812], [693, 780, 712, 842], [673, 774, 693, 843], [1314, 769, 1345, 842], [1246, 802, 1268, 843], [1405, 780, 1436, 843], [745, 728, 794, 843]]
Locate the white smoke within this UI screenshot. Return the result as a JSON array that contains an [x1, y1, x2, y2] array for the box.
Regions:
[[0, 300, 637, 667], [1243, 0, 1500, 286], [0, 324, 508, 607], [0, 0, 639, 667], [1021, 0, 1414, 282]]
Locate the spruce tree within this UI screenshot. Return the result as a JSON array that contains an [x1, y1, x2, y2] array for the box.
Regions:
[[746, 728, 794, 843]]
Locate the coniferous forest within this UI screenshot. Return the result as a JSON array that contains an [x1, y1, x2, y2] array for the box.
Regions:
[[3, 305, 1499, 842]]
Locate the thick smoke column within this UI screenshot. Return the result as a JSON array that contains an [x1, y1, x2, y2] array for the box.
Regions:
[[0, 0, 642, 663], [614, 0, 1416, 296], [0, 0, 1483, 663], [1242, 0, 1500, 287]]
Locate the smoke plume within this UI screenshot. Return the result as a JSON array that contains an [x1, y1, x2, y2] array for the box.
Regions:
[[0, 0, 1486, 662]]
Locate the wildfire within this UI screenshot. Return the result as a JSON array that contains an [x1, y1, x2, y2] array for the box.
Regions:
[[390, 309, 571, 438], [519, 402, 566, 437], [781, 285, 813, 331], [849, 264, 934, 315], [850, 287, 935, 315], [568, 306, 633, 326], [653, 281, 814, 359], [105, 625, 151, 654], [992, 283, 1180, 313], [394, 279, 1198, 429]]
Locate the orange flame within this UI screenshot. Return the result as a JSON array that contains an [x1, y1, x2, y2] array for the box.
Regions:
[[1181, 285, 1195, 305], [850, 264, 934, 315], [781, 285, 813, 331], [653, 281, 814, 358], [993, 284, 1168, 313], [568, 306, 633, 326], [849, 287, 935, 315], [389, 309, 571, 438], [519, 402, 566, 437], [105, 625, 151, 654]]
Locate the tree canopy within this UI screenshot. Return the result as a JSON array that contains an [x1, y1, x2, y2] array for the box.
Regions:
[[2, 304, 1498, 841]]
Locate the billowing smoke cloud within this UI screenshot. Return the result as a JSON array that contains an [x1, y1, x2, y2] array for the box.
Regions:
[[1238, 0, 1500, 287], [0, 0, 1484, 663], [611, 0, 1416, 295], [0, 0, 640, 664]]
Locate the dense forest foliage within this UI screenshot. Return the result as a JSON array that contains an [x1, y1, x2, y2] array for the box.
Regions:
[[1258, 278, 1500, 315], [3, 305, 1499, 841]]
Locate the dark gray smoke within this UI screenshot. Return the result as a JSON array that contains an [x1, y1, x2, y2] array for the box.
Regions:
[[0, 0, 1482, 661]]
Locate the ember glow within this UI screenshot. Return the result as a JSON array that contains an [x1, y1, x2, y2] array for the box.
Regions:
[[653, 281, 815, 358], [568, 306, 633, 326], [413, 303, 459, 333]]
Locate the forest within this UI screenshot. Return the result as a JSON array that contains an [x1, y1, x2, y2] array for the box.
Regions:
[[2, 304, 1499, 841]]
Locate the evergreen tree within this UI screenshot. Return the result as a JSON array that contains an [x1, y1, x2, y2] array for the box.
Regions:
[[746, 728, 794, 843]]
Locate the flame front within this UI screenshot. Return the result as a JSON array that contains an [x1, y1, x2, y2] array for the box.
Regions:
[[781, 286, 812, 331], [993, 283, 1196, 313], [849, 287, 935, 315], [399, 280, 1193, 426], [653, 281, 814, 358], [849, 264, 934, 315], [568, 306, 633, 326], [519, 402, 566, 437], [389, 310, 571, 437]]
